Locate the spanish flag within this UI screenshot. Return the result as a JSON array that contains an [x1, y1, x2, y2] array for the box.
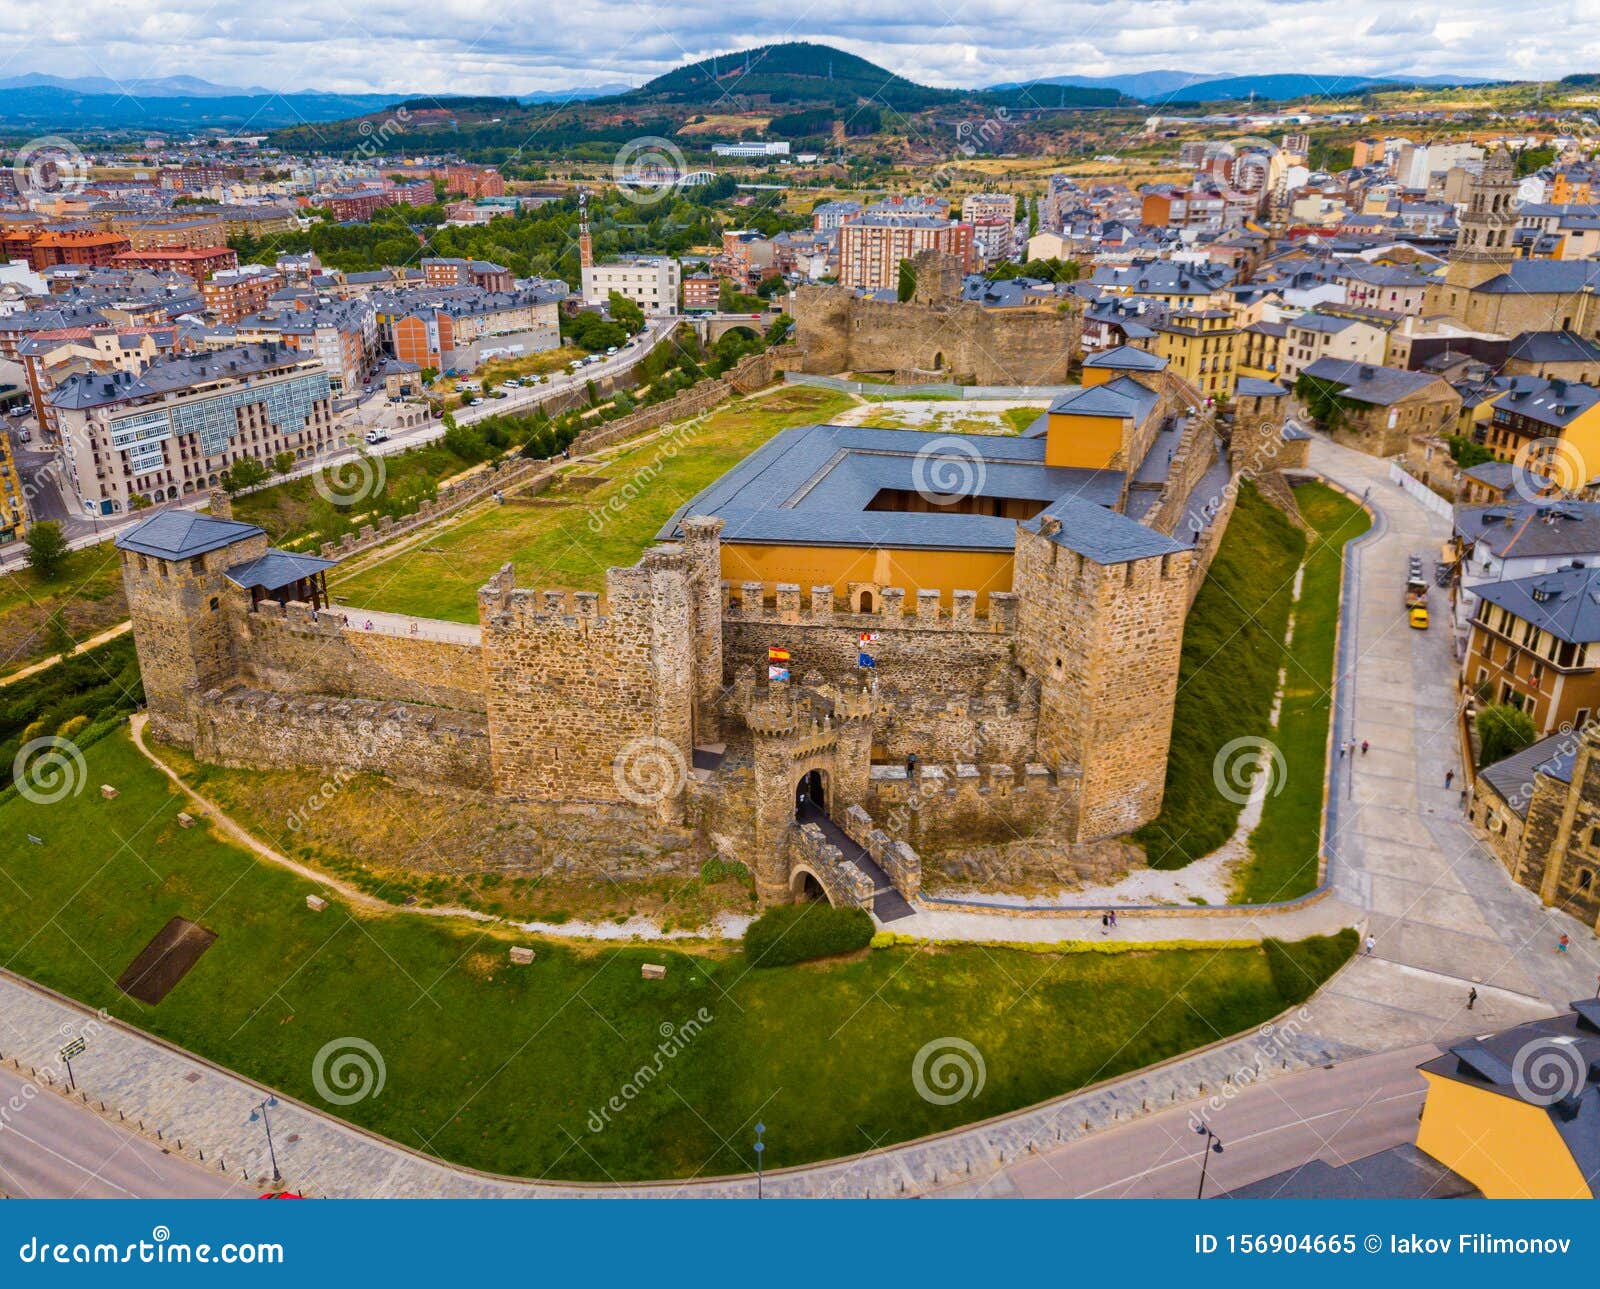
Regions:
[[768, 646, 790, 663]]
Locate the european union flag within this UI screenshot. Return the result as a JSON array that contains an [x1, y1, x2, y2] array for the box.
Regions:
[[857, 652, 876, 668]]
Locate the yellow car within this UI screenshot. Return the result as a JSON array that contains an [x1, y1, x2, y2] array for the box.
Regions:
[[1409, 606, 1430, 630]]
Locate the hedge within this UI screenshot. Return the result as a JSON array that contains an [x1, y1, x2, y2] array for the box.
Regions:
[[743, 903, 874, 967]]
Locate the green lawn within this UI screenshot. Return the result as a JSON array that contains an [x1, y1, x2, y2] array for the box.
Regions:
[[0, 728, 1351, 1181], [1134, 483, 1306, 868], [1135, 482, 1369, 899], [331, 385, 855, 623], [1232, 484, 1370, 903], [0, 544, 127, 679]]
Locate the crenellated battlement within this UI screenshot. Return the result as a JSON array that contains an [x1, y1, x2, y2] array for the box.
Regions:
[[724, 581, 1017, 632]]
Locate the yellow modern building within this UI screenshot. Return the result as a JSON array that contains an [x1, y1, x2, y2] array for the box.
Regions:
[[1478, 375, 1600, 489], [0, 425, 25, 546], [1415, 1001, 1600, 1199], [1152, 309, 1237, 400]]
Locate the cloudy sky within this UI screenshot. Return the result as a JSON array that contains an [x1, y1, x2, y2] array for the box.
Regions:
[[2, 0, 1598, 95]]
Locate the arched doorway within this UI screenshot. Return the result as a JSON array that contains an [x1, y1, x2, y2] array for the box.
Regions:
[[859, 590, 874, 613], [791, 868, 828, 903], [795, 769, 826, 820]]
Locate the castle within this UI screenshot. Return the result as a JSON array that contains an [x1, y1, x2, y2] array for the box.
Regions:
[[118, 353, 1221, 916]]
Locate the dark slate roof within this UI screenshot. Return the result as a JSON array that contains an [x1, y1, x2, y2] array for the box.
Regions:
[[1454, 500, 1600, 555], [1460, 460, 1523, 490], [1083, 344, 1167, 372], [1301, 357, 1447, 406], [1221, 1144, 1477, 1200], [1490, 375, 1600, 430], [1417, 1005, 1600, 1190], [114, 511, 264, 560], [224, 550, 337, 592], [1235, 377, 1287, 398], [1474, 564, 1600, 643], [1478, 728, 1578, 818], [1282, 422, 1313, 441], [1507, 331, 1600, 365], [46, 342, 307, 410], [657, 423, 1180, 564], [1475, 260, 1600, 295], [1046, 376, 1161, 424]]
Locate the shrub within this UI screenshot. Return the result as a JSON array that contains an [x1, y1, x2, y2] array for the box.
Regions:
[[1477, 703, 1536, 767], [56, 715, 89, 739], [1263, 929, 1358, 1005], [743, 903, 874, 967]]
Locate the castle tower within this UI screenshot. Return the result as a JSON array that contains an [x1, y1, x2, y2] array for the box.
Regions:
[[1012, 517, 1192, 841], [1444, 147, 1517, 292], [908, 248, 964, 307], [115, 512, 269, 743]]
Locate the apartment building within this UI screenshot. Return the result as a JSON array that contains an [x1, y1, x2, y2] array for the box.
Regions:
[[17, 323, 182, 437], [124, 218, 227, 252], [422, 257, 514, 293], [113, 245, 238, 283], [581, 257, 681, 314], [47, 344, 337, 515], [445, 166, 506, 199], [960, 193, 1017, 225], [376, 283, 566, 371], [1464, 564, 1600, 735], [1280, 311, 1390, 381], [223, 297, 379, 394], [201, 265, 286, 325], [837, 214, 974, 291]]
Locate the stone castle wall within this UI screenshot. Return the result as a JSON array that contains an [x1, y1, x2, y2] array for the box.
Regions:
[[232, 599, 487, 713], [191, 686, 492, 792], [793, 285, 1078, 385]]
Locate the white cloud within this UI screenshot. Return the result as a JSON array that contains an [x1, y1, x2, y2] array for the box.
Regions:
[[0, 0, 1594, 95]]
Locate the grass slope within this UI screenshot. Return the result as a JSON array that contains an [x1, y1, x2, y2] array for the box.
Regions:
[[0, 729, 1350, 1181], [1135, 483, 1306, 868], [1232, 484, 1369, 903]]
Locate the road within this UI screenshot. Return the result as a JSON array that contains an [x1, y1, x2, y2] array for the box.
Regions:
[[946, 1045, 1438, 1198], [0, 316, 681, 571], [0, 1067, 244, 1199]]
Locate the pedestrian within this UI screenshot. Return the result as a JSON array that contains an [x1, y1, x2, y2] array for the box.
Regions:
[[1445, 769, 1454, 788], [1340, 742, 1348, 760], [1559, 933, 1571, 954], [906, 751, 918, 778], [1467, 987, 1478, 1011], [1101, 912, 1109, 934], [408, 619, 418, 636], [1460, 788, 1469, 808], [1109, 909, 1117, 928], [363, 618, 374, 631], [1361, 740, 1369, 755], [1365, 934, 1375, 956]]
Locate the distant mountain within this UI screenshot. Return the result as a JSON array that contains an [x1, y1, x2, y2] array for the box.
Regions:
[[614, 41, 964, 112], [987, 69, 1493, 103], [0, 73, 276, 98], [517, 84, 635, 103], [0, 85, 403, 129]]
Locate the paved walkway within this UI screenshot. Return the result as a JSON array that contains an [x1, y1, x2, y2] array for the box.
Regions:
[[6, 436, 1598, 1198], [337, 607, 480, 645]]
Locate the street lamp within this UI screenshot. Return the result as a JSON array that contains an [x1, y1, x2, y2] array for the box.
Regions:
[[248, 1096, 282, 1183], [1193, 1122, 1224, 1199], [753, 1122, 766, 1199]]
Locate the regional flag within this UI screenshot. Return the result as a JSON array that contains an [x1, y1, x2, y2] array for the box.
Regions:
[[859, 631, 879, 645], [768, 646, 790, 663], [768, 665, 790, 682], [858, 652, 876, 669]]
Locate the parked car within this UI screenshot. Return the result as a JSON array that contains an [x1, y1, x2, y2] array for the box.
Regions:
[[469, 397, 484, 406], [605, 345, 618, 355]]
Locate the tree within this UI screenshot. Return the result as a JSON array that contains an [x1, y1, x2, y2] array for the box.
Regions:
[[1446, 435, 1494, 471], [1477, 703, 1537, 768], [1027, 194, 1040, 238], [271, 451, 297, 475], [607, 290, 645, 334], [897, 258, 917, 303], [221, 457, 269, 494], [25, 521, 70, 580]]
